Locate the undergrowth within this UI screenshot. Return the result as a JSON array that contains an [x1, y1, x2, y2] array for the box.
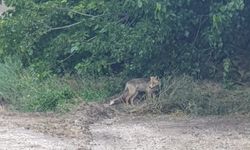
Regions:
[[0, 58, 121, 112], [0, 58, 249, 115], [144, 75, 250, 115]]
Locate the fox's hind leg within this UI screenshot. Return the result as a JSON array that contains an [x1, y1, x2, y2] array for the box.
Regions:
[[129, 91, 138, 106]]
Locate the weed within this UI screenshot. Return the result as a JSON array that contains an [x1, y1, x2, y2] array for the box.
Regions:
[[0, 58, 123, 112], [143, 75, 250, 115]]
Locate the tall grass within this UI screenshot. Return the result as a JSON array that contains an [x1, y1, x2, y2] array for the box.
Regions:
[[1, 57, 249, 115], [0, 57, 23, 105], [0, 57, 121, 112], [64, 75, 123, 102], [145, 75, 250, 115], [0, 58, 75, 112]]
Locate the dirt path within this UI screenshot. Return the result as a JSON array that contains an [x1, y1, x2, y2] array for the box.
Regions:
[[90, 115, 250, 150], [0, 104, 250, 150], [0, 127, 77, 150], [0, 113, 78, 150]]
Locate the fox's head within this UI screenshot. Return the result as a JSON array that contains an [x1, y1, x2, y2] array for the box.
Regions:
[[149, 76, 160, 88]]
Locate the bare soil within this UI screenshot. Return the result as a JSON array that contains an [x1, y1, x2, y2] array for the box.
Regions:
[[0, 103, 250, 150]]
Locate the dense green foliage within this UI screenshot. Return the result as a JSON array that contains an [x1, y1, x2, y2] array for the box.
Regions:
[[1, 1, 250, 114], [1, 0, 249, 81]]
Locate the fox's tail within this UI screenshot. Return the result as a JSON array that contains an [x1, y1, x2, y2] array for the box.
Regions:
[[109, 87, 128, 105]]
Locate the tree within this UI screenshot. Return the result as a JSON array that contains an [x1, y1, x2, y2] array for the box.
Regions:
[[0, 0, 247, 80]]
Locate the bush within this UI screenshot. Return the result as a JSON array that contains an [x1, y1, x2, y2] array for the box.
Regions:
[[1, 0, 247, 79]]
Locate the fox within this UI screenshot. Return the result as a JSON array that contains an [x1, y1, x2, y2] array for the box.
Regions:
[[109, 76, 160, 106]]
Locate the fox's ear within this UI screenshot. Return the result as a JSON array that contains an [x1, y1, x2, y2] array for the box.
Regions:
[[156, 76, 160, 80]]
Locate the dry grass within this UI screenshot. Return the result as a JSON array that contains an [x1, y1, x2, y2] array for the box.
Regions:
[[131, 75, 250, 115]]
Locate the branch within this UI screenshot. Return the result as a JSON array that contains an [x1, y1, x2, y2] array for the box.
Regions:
[[48, 7, 106, 31], [49, 20, 83, 31], [192, 16, 208, 46], [57, 7, 105, 18]]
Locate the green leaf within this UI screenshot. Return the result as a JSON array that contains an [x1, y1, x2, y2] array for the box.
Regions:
[[156, 2, 161, 11], [137, 0, 143, 8]]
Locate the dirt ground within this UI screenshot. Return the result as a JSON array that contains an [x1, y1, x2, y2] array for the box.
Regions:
[[0, 103, 250, 150]]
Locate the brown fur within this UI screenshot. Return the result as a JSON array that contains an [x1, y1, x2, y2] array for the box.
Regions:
[[109, 76, 160, 105]]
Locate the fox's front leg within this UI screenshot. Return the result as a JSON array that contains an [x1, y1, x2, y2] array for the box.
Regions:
[[147, 90, 153, 99], [125, 95, 131, 105]]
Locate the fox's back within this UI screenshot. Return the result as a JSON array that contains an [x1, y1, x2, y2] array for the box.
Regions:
[[126, 78, 150, 91]]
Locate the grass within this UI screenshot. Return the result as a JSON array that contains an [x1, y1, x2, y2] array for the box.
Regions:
[[0, 59, 76, 112], [62, 75, 123, 102], [0, 57, 250, 115], [0, 57, 122, 112], [143, 75, 250, 115]]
